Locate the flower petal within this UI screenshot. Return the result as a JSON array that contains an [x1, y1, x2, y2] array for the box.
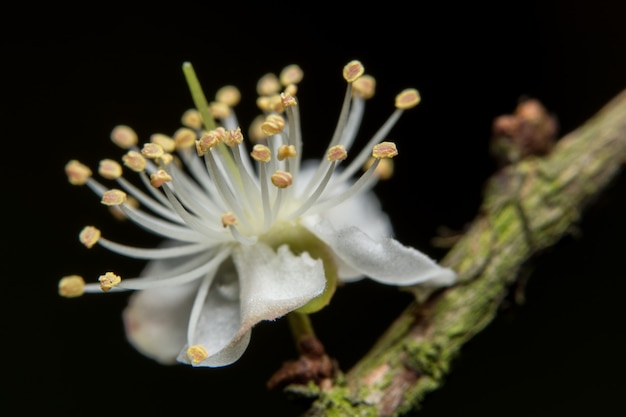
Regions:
[[303, 219, 456, 286]]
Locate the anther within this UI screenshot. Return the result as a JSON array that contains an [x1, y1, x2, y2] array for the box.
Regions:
[[261, 114, 286, 136], [79, 226, 101, 248], [395, 88, 421, 109], [221, 212, 238, 227], [150, 169, 172, 187], [181, 109, 203, 130], [101, 189, 127, 206], [251, 144, 271, 163], [65, 160, 92, 185], [257, 73, 281, 96], [99, 272, 121, 291], [210, 101, 231, 119], [216, 85, 241, 107], [279, 64, 304, 86], [196, 131, 221, 155], [98, 159, 122, 180], [327, 145, 348, 161], [222, 127, 244, 147], [173, 127, 197, 149], [141, 143, 165, 159], [150, 133, 176, 153], [187, 345, 209, 365], [352, 75, 376, 99], [280, 93, 297, 108], [271, 170, 293, 188], [122, 150, 147, 172], [277, 144, 297, 161], [364, 157, 394, 180], [372, 142, 398, 159], [343, 60, 365, 83], [110, 125, 138, 149], [283, 84, 298, 97], [58, 275, 85, 298]]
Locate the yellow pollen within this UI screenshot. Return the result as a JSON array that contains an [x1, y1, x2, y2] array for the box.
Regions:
[[99, 272, 121, 291], [122, 150, 147, 172], [58, 275, 85, 298], [271, 170, 293, 188], [343, 60, 365, 83], [150, 133, 176, 153], [372, 142, 398, 159], [364, 157, 394, 180], [327, 145, 348, 161], [98, 159, 122, 180], [196, 131, 221, 155], [277, 144, 297, 161], [257, 73, 281, 96], [251, 144, 271, 163], [65, 160, 92, 185], [352, 74, 376, 100], [141, 143, 165, 159], [248, 115, 266, 143], [110, 125, 138, 149], [222, 127, 244, 147], [261, 114, 286, 136], [181, 109, 203, 130], [210, 101, 231, 119], [221, 212, 238, 227], [216, 85, 241, 107], [173, 127, 197, 149], [280, 93, 297, 108], [79, 226, 101, 248], [150, 169, 172, 187], [279, 64, 304, 86], [395, 88, 421, 109], [101, 189, 127, 206], [187, 345, 209, 365]]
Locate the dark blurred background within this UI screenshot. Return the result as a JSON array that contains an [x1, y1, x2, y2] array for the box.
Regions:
[[5, 2, 626, 416]]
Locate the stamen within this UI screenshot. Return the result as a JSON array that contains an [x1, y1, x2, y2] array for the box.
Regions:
[[150, 133, 176, 153], [99, 272, 122, 291], [110, 125, 138, 149], [261, 114, 286, 136], [65, 160, 92, 185], [352, 74, 376, 99], [141, 143, 165, 160], [257, 73, 281, 96], [327, 145, 348, 161], [122, 151, 147, 172], [101, 189, 127, 206], [98, 159, 123, 180], [97, 237, 210, 259], [187, 345, 209, 365], [58, 275, 85, 298], [251, 144, 272, 230], [395, 88, 421, 109], [372, 141, 398, 158], [216, 85, 241, 107], [277, 145, 297, 161], [271, 170, 293, 188], [279, 64, 304, 86], [150, 169, 172, 188], [210, 101, 231, 119], [79, 226, 101, 248], [221, 212, 237, 227], [173, 127, 197, 150], [363, 157, 394, 180], [181, 109, 203, 130], [343, 60, 365, 83]]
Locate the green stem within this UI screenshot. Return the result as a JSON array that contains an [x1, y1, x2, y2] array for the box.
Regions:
[[287, 312, 316, 353]]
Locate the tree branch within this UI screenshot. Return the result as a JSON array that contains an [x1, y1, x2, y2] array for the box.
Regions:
[[297, 89, 626, 416]]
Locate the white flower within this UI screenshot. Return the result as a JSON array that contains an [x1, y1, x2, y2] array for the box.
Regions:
[[59, 60, 457, 368]]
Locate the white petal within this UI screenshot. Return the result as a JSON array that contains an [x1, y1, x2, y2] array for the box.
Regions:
[[304, 220, 456, 286], [123, 281, 196, 364], [233, 242, 326, 329]]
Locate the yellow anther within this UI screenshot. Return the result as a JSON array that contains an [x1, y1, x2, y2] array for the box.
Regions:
[[110, 125, 138, 149], [257, 73, 281, 96], [343, 60, 365, 83], [58, 275, 85, 298], [271, 170, 293, 188], [150, 169, 172, 187], [257, 94, 284, 113], [261, 114, 286, 136], [196, 131, 221, 155], [210, 101, 231, 119], [187, 345, 209, 365], [395, 88, 421, 109], [279, 64, 304, 86], [364, 157, 394, 180], [99, 272, 121, 292], [109, 195, 138, 221], [98, 159, 122, 180], [372, 142, 398, 159], [101, 189, 127, 206], [250, 144, 271, 163], [141, 142, 164, 159], [65, 160, 92, 185], [122, 150, 147, 172], [150, 133, 176, 153], [216, 85, 241, 107], [248, 115, 266, 144], [222, 127, 244, 147], [283, 84, 298, 97], [221, 212, 238, 227], [79, 226, 101, 248], [173, 127, 197, 149], [277, 144, 297, 161], [280, 93, 297, 108], [181, 108, 203, 130], [327, 145, 348, 162], [352, 74, 376, 100], [159, 153, 174, 166]]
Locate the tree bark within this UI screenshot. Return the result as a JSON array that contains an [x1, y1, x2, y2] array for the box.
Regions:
[[297, 89, 626, 417]]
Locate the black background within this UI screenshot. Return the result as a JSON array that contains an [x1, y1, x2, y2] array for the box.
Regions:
[[5, 2, 626, 416]]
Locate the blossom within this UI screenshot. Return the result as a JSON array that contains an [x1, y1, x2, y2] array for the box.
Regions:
[[59, 60, 457, 368]]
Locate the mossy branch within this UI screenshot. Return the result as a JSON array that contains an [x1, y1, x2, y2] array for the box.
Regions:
[[299, 89, 626, 417]]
